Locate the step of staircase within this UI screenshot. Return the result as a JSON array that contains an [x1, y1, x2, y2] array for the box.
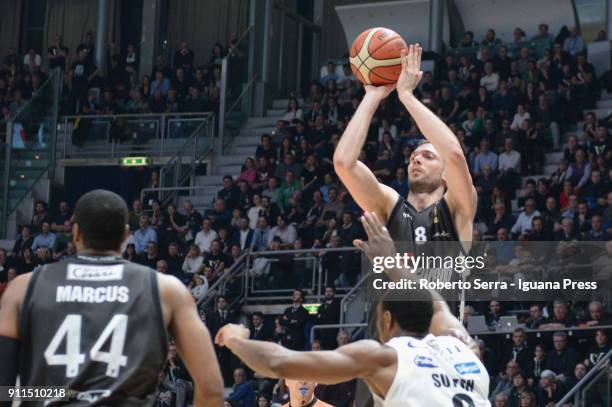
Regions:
[[543, 163, 557, 175], [233, 145, 257, 155], [272, 98, 304, 109], [215, 154, 249, 166], [266, 108, 287, 117], [217, 164, 242, 176], [246, 116, 280, 128], [596, 99, 612, 109], [234, 135, 264, 147], [194, 174, 226, 186], [545, 151, 564, 164], [238, 126, 276, 138]]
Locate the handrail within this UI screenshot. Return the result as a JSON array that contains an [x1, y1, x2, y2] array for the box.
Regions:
[[226, 74, 258, 115], [140, 185, 220, 210], [228, 25, 254, 55], [339, 273, 370, 325], [61, 112, 211, 120], [470, 324, 612, 337], [197, 251, 249, 308], [556, 347, 612, 407], [158, 117, 214, 205]]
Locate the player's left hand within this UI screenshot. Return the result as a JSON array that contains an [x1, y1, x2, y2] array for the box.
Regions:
[[353, 212, 397, 263], [215, 323, 250, 348], [396, 44, 423, 97]]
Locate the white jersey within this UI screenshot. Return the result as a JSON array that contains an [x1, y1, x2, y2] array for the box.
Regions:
[[371, 334, 491, 407]]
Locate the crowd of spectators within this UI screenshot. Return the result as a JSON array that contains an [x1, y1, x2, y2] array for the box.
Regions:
[[0, 22, 611, 407]]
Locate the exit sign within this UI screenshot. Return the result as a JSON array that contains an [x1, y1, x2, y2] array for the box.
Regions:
[[120, 157, 150, 166]]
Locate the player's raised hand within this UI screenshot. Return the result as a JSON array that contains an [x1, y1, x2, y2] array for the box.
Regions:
[[215, 323, 250, 348], [396, 44, 423, 97], [353, 212, 397, 262], [364, 83, 396, 100]]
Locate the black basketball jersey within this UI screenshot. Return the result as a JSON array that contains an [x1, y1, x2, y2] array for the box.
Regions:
[[19, 255, 168, 406], [386, 195, 465, 285], [386, 194, 458, 243]]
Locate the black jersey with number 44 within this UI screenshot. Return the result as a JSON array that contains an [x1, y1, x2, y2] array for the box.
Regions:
[[18, 255, 168, 406]]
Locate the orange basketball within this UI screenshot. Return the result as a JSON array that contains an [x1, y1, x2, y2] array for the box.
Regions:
[[349, 27, 407, 86]]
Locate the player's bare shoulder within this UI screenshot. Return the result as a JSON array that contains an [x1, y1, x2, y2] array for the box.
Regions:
[[155, 273, 197, 326], [0, 273, 33, 339]]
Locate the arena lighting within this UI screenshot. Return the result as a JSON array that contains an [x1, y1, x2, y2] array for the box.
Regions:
[[119, 157, 150, 167]]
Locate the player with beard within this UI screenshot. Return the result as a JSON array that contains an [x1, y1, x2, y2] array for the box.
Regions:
[[333, 44, 476, 258]]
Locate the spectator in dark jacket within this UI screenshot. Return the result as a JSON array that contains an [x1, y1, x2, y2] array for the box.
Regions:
[[544, 332, 580, 382], [280, 289, 309, 350]]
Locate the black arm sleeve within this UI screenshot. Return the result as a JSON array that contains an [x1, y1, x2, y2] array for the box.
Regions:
[[0, 336, 19, 385]]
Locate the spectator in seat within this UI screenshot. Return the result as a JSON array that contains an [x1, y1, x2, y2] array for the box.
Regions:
[[68, 49, 99, 111], [555, 217, 580, 241], [278, 170, 301, 211], [182, 244, 203, 275], [511, 198, 540, 237], [315, 285, 341, 349], [31, 222, 56, 252], [566, 149, 591, 189], [565, 363, 587, 390], [480, 62, 499, 92], [31, 201, 51, 234], [486, 300, 503, 331], [320, 188, 344, 221], [165, 242, 185, 278], [134, 215, 157, 254], [282, 97, 303, 122], [542, 301, 577, 330], [320, 62, 337, 87], [544, 331, 580, 382], [531, 23, 555, 46], [181, 86, 208, 112], [203, 239, 230, 277], [508, 371, 533, 407], [232, 216, 253, 252], [12, 225, 33, 257], [48, 34, 69, 71], [262, 177, 281, 205], [492, 393, 508, 407], [260, 196, 280, 227], [490, 360, 519, 401], [174, 42, 194, 71], [585, 329, 611, 369], [537, 370, 566, 405], [23, 48, 41, 72], [250, 217, 270, 252], [488, 203, 515, 236], [279, 289, 308, 350], [195, 218, 218, 254], [473, 139, 498, 177], [51, 201, 72, 232], [151, 70, 170, 96], [580, 301, 612, 327], [527, 216, 552, 241], [218, 176, 239, 210], [208, 295, 237, 384], [267, 215, 297, 249], [138, 241, 160, 269], [459, 31, 478, 48], [250, 311, 272, 341], [275, 153, 303, 181], [52, 220, 73, 260], [503, 328, 534, 377], [563, 27, 585, 57]]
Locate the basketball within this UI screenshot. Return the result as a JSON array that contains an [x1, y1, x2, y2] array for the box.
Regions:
[[349, 27, 407, 86]]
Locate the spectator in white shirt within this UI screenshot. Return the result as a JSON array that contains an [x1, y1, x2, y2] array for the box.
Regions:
[[480, 62, 499, 92], [182, 244, 204, 274], [191, 274, 209, 302], [499, 138, 522, 173], [267, 215, 297, 249], [194, 218, 218, 254], [23, 48, 41, 71], [281, 97, 303, 122], [510, 104, 531, 130], [511, 198, 541, 236]]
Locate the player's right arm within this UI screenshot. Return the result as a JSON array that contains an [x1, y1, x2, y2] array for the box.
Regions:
[[159, 275, 224, 407], [333, 86, 399, 221], [216, 324, 395, 388]]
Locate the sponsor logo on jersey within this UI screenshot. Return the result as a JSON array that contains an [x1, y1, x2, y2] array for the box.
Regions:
[[75, 390, 111, 402], [432, 231, 452, 239], [454, 361, 481, 375], [414, 355, 438, 368], [67, 264, 124, 281], [402, 212, 413, 220]]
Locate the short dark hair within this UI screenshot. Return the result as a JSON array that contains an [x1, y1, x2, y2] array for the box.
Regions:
[[73, 190, 128, 251], [380, 289, 434, 335], [252, 311, 264, 319]]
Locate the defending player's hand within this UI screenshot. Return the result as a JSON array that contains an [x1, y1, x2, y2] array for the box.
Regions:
[[214, 323, 250, 348], [353, 212, 397, 263], [396, 44, 423, 96], [364, 83, 396, 100]]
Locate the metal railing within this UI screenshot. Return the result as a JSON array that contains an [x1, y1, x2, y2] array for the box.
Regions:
[[57, 112, 214, 159], [2, 68, 62, 236], [243, 247, 361, 303], [339, 273, 371, 326], [556, 347, 612, 407], [140, 185, 219, 213], [218, 25, 257, 153], [197, 252, 249, 310], [157, 116, 215, 205]]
